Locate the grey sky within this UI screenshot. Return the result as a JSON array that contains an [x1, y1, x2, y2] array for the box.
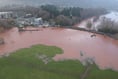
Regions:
[[0, 0, 118, 10]]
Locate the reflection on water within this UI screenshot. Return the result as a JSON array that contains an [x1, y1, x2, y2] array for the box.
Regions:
[[0, 27, 118, 71]]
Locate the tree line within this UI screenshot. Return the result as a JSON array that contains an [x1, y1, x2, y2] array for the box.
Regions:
[[0, 4, 107, 30]]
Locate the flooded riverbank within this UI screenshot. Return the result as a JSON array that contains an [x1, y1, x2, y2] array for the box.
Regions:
[[0, 27, 118, 71]]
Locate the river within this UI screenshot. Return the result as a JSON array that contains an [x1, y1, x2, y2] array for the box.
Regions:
[[0, 27, 118, 71]]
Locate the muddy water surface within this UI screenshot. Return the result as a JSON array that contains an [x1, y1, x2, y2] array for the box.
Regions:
[[0, 27, 118, 71]]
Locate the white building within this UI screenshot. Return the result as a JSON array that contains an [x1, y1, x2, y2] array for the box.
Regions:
[[16, 17, 43, 27], [0, 11, 16, 19], [34, 18, 43, 26]]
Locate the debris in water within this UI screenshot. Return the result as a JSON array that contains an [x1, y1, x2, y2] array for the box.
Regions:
[[91, 34, 96, 37], [0, 38, 5, 45]]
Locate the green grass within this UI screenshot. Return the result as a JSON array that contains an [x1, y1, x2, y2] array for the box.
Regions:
[[0, 44, 118, 79], [87, 65, 118, 79]]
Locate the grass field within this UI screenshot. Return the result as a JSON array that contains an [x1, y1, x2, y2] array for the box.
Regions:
[[0, 44, 118, 79]]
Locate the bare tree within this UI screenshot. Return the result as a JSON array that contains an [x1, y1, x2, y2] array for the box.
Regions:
[[97, 17, 118, 34]]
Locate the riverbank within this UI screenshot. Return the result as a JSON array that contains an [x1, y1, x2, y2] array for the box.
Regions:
[[18, 26, 118, 40], [0, 44, 118, 79], [68, 27, 118, 40], [0, 27, 4, 32], [1, 24, 118, 40]]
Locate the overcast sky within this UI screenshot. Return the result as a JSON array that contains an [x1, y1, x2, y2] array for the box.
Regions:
[[0, 0, 118, 10]]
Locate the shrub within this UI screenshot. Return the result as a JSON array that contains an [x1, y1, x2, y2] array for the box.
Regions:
[[0, 19, 16, 29], [55, 15, 73, 26], [86, 21, 92, 29]]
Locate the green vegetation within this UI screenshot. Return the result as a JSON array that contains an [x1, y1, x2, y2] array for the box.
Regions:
[[41, 5, 60, 18], [0, 44, 118, 79], [87, 65, 118, 79], [40, 5, 82, 26], [40, 5, 106, 26], [61, 7, 82, 17], [55, 15, 73, 26]]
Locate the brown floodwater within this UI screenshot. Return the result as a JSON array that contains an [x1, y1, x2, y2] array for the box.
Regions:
[[0, 27, 118, 71]]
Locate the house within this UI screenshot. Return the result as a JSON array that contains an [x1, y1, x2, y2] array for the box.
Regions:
[[34, 18, 43, 26], [16, 17, 44, 27], [43, 21, 50, 27], [0, 11, 17, 19]]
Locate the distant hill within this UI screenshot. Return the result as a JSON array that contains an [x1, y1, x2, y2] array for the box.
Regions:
[[0, 0, 118, 10]]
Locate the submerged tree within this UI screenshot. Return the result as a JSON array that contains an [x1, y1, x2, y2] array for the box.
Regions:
[[98, 17, 118, 34], [86, 20, 92, 29]]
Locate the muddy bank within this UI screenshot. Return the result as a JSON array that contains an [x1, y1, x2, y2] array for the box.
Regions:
[[68, 27, 118, 40], [0, 27, 5, 32], [111, 33, 118, 40], [0, 27, 118, 71]]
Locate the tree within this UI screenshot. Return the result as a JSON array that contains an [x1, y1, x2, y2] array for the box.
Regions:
[[61, 8, 71, 16], [71, 7, 82, 17], [86, 21, 92, 29], [61, 7, 82, 17], [80, 8, 107, 20], [55, 15, 73, 26], [37, 10, 50, 20], [98, 18, 118, 34], [41, 5, 60, 18], [0, 19, 15, 29]]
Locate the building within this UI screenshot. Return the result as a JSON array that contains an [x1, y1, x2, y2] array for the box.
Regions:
[[0, 11, 17, 19], [34, 18, 43, 26], [16, 17, 44, 27]]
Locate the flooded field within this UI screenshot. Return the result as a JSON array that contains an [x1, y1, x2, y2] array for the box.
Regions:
[[0, 27, 118, 71]]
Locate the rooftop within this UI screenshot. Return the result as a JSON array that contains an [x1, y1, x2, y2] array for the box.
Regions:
[[0, 11, 13, 15]]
